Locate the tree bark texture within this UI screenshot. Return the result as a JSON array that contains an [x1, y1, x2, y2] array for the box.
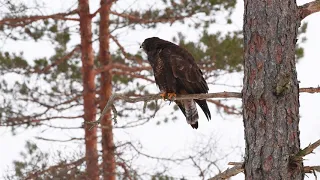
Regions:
[[243, 0, 303, 179], [99, 1, 116, 180], [78, 0, 99, 179]]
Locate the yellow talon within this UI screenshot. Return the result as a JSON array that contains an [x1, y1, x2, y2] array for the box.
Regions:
[[160, 92, 166, 100], [167, 93, 176, 101]]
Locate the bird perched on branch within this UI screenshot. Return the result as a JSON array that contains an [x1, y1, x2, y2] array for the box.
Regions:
[[141, 37, 211, 129]]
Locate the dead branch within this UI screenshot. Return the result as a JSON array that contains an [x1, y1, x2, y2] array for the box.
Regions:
[[300, 87, 320, 94], [304, 166, 320, 173], [35, 136, 84, 142], [209, 163, 320, 180], [90, 0, 118, 18], [209, 164, 243, 180], [292, 139, 320, 162], [298, 0, 320, 20], [0, 9, 79, 27]]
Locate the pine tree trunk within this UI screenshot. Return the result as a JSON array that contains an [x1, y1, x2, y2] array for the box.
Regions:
[[243, 0, 303, 179], [78, 0, 99, 179], [99, 0, 116, 179]]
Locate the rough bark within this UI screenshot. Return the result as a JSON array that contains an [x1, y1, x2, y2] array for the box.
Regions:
[[99, 0, 116, 180], [243, 0, 303, 179], [78, 0, 99, 179]]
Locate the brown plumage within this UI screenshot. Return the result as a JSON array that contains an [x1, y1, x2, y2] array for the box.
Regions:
[[141, 37, 211, 129]]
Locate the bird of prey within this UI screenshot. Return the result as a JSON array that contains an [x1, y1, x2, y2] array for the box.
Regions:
[[141, 37, 211, 129]]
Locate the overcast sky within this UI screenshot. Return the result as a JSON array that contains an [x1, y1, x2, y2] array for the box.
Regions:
[[0, 0, 319, 179]]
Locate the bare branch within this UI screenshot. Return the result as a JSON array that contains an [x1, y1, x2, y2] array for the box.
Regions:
[[209, 163, 320, 180], [300, 87, 320, 94], [292, 139, 320, 162], [209, 164, 243, 180], [304, 166, 320, 173], [87, 92, 241, 127], [298, 0, 320, 20], [0, 9, 79, 27], [35, 136, 84, 142]]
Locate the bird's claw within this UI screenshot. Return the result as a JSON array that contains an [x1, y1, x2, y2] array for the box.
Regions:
[[167, 93, 176, 101], [160, 92, 166, 100], [159, 93, 176, 104]]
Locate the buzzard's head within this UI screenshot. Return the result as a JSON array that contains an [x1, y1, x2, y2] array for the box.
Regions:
[[140, 37, 163, 52]]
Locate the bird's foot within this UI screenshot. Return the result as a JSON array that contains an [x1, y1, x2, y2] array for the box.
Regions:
[[167, 93, 176, 101], [160, 92, 167, 100]]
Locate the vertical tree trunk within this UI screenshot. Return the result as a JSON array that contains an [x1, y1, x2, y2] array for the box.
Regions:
[[243, 0, 303, 179], [99, 1, 116, 180], [78, 0, 99, 179]]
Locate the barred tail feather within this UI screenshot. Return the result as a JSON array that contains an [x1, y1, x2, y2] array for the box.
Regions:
[[183, 100, 198, 129], [175, 100, 199, 129]]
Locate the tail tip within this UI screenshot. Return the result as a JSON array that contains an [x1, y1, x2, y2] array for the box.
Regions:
[[190, 122, 198, 129]]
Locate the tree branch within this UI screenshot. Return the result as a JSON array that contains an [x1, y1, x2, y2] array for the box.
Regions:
[[89, 92, 241, 127], [298, 0, 320, 20], [208, 164, 243, 180], [88, 87, 320, 127], [0, 9, 79, 27], [300, 87, 320, 93], [304, 166, 320, 173], [292, 139, 320, 162], [210, 162, 320, 180], [35, 136, 83, 142]]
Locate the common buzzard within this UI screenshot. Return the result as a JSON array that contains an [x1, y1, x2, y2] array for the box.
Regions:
[[141, 37, 211, 129]]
